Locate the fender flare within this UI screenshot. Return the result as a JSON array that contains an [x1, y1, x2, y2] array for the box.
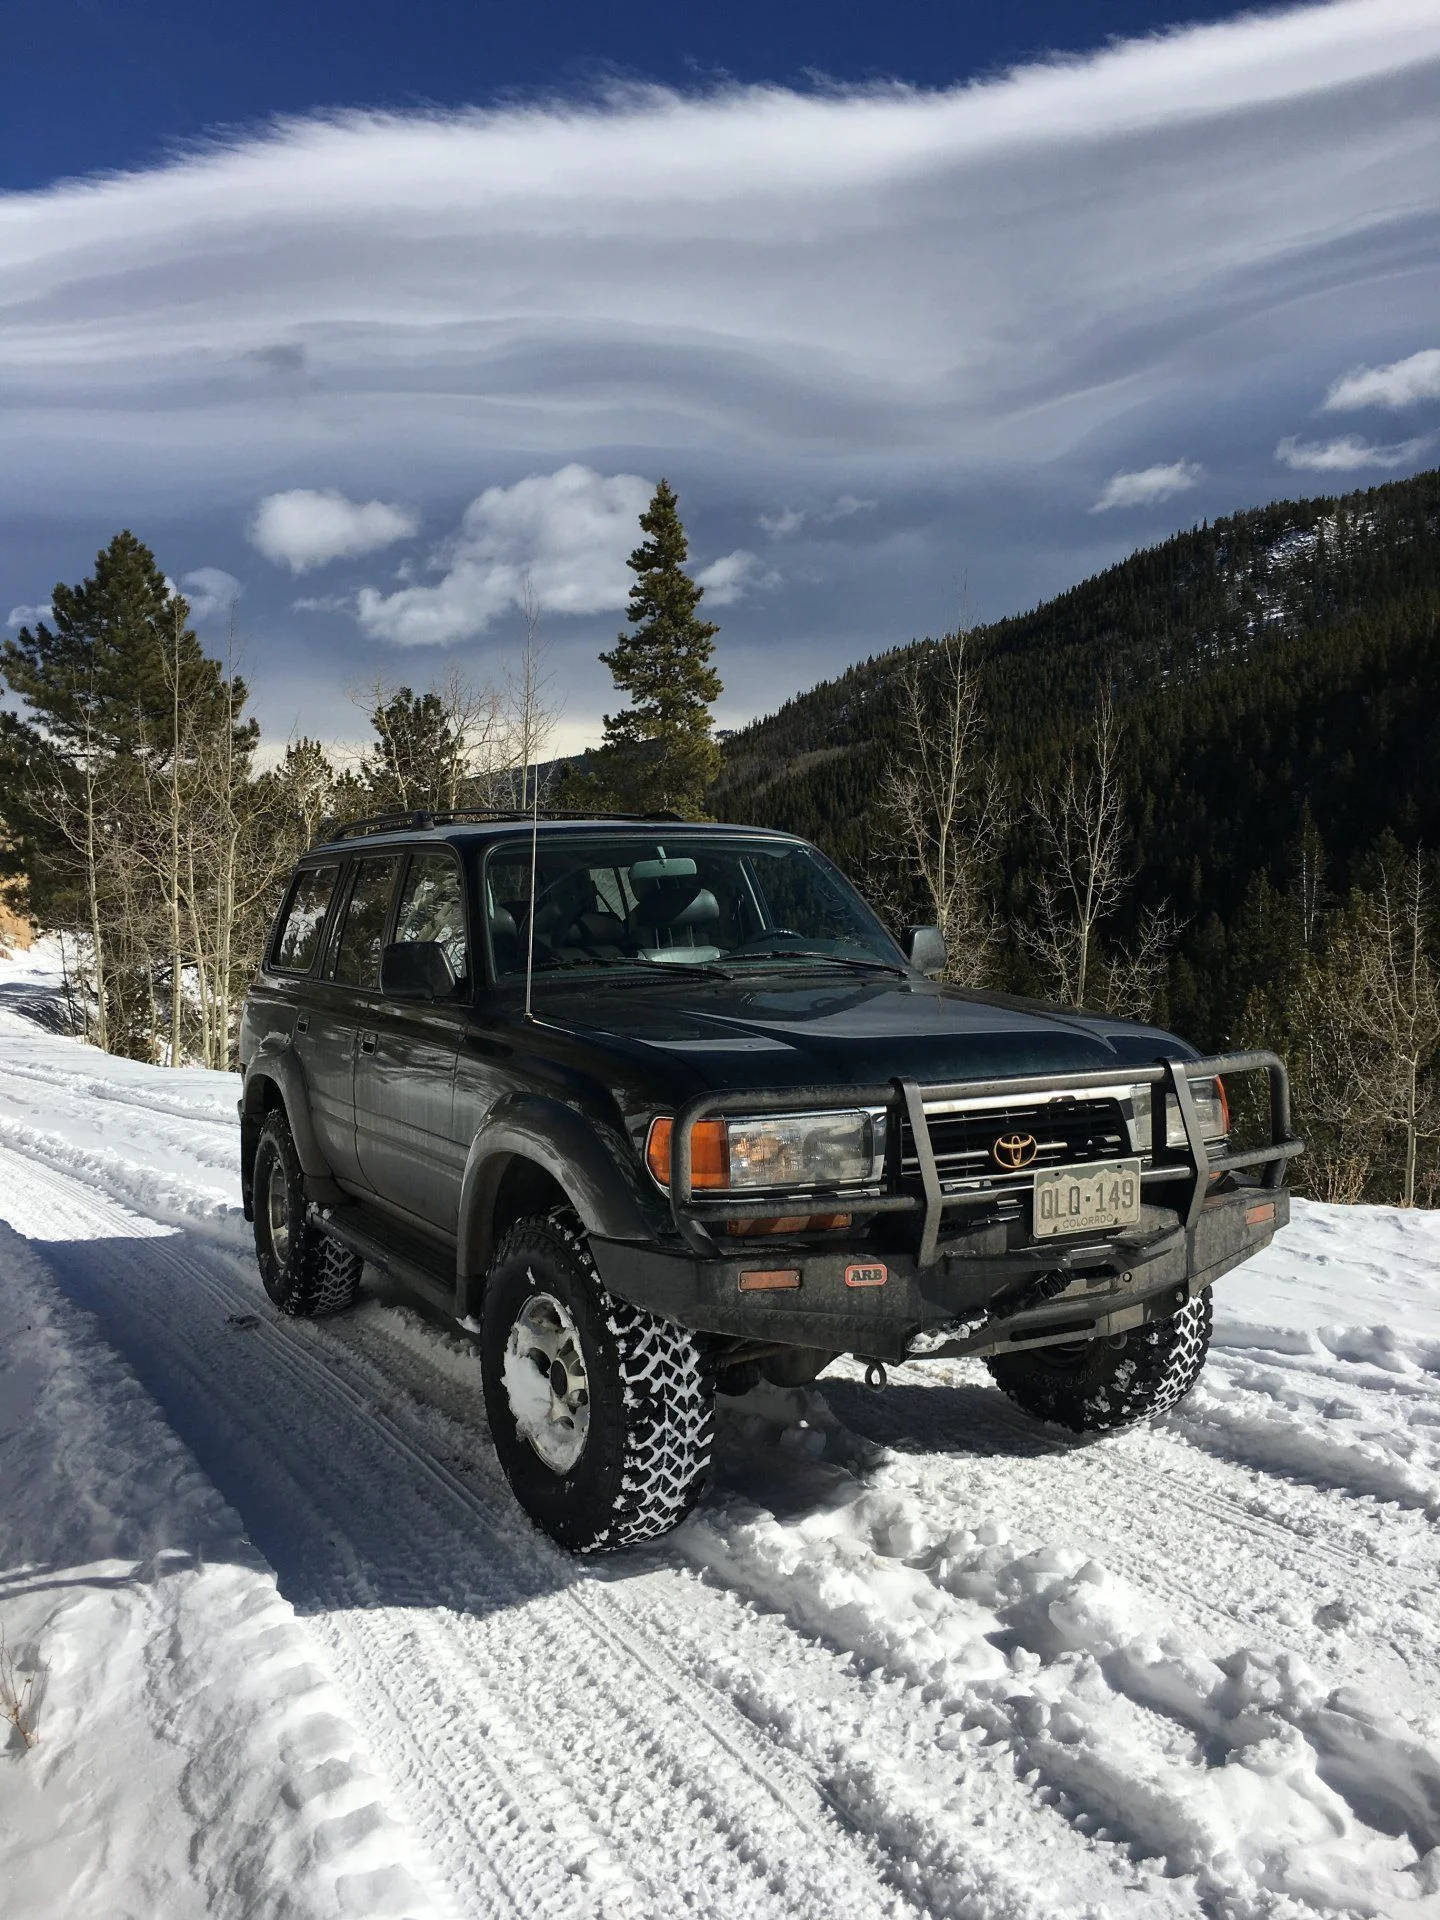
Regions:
[[455, 1092, 656, 1319], [240, 1043, 340, 1197]]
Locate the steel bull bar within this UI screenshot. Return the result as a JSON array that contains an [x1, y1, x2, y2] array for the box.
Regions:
[[667, 1050, 1304, 1268]]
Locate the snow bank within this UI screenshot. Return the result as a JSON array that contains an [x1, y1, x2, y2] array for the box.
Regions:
[[0, 1222, 439, 1920], [0, 940, 243, 1231], [1220, 1196, 1440, 1341]]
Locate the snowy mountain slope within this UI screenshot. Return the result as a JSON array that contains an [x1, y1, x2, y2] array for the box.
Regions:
[[3, 942, 1440, 1917]]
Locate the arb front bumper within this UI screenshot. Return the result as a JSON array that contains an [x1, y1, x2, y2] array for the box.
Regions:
[[588, 1052, 1302, 1362]]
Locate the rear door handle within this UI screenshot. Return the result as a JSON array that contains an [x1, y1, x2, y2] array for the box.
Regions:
[[295, 1014, 309, 1034], [359, 1030, 378, 1055]]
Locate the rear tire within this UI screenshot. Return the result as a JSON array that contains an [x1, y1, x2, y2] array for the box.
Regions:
[[252, 1110, 362, 1318], [480, 1214, 714, 1553], [986, 1291, 1212, 1434]]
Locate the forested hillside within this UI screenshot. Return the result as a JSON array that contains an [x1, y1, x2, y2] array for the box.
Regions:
[[714, 470, 1440, 1054]]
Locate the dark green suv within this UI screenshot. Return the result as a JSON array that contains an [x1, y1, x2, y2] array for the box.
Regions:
[[238, 811, 1301, 1552]]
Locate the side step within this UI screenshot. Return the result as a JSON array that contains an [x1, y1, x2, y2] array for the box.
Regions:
[[308, 1202, 458, 1317]]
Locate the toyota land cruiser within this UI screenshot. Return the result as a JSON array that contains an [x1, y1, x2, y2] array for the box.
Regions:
[[237, 812, 1301, 1552]]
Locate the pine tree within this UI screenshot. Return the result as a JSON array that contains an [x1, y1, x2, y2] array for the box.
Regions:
[[581, 480, 722, 817], [0, 530, 235, 762], [360, 687, 470, 813], [0, 531, 254, 1060]]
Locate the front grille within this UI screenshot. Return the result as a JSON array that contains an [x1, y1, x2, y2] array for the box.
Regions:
[[901, 1095, 1129, 1192]]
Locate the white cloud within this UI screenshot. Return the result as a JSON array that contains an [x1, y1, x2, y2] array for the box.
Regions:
[[825, 495, 873, 522], [695, 550, 768, 605], [759, 507, 808, 540], [1324, 347, 1440, 412], [1090, 461, 1202, 512], [355, 465, 651, 646], [250, 490, 419, 573], [5, 602, 52, 629], [178, 566, 241, 620], [760, 496, 875, 540], [1274, 433, 1433, 472], [291, 592, 354, 614]]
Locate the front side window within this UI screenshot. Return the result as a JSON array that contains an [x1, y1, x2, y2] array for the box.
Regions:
[[392, 852, 468, 985], [271, 863, 339, 973], [331, 856, 400, 989], [484, 835, 904, 979]]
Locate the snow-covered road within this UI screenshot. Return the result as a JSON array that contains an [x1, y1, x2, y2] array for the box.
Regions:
[[3, 943, 1440, 1918]]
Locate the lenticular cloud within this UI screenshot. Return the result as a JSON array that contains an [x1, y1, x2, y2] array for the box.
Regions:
[[0, 0, 1437, 635]]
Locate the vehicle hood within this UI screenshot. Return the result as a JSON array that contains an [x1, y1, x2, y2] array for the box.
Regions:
[[543, 972, 1196, 1097]]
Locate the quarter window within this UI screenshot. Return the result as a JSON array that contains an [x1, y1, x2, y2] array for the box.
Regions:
[[393, 853, 468, 985], [271, 863, 339, 974], [331, 856, 400, 989]]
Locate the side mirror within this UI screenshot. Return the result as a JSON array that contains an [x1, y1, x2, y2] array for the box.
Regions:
[[904, 925, 947, 977], [380, 940, 457, 1000]]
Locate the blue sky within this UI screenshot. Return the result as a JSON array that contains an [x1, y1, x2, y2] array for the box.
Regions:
[[3, 0, 1438, 758]]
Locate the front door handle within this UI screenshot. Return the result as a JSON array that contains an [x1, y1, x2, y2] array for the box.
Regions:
[[359, 1030, 378, 1055], [295, 1014, 309, 1034]]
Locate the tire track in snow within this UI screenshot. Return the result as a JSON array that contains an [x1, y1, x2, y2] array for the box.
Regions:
[[821, 1358, 1440, 1695], [0, 1146, 934, 1920], [0, 1053, 238, 1130], [310, 1299, 1188, 1918]]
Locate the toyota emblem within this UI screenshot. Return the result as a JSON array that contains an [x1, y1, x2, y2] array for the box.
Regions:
[[992, 1131, 1039, 1170]]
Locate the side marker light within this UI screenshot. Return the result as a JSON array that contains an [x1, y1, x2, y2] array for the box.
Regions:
[[738, 1268, 801, 1291]]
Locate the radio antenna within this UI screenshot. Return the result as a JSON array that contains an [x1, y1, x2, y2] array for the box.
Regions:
[[523, 753, 540, 1022]]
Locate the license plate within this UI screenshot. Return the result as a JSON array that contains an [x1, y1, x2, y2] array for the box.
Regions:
[[1033, 1159, 1142, 1238]]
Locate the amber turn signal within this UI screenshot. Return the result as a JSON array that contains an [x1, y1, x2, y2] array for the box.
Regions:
[[727, 1213, 851, 1236], [645, 1115, 729, 1189]]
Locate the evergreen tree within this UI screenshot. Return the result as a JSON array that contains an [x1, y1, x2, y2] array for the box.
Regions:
[[0, 531, 257, 1061], [579, 480, 722, 817], [0, 530, 236, 765], [360, 687, 470, 813]]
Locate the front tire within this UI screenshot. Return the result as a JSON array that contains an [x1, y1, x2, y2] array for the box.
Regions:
[[252, 1110, 362, 1318], [480, 1215, 714, 1553], [986, 1291, 1212, 1434]]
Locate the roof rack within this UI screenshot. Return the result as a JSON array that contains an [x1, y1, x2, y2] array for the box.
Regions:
[[312, 807, 685, 845]]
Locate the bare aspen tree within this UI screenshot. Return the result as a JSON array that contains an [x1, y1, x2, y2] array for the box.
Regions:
[[167, 604, 186, 1065], [1022, 691, 1177, 1018], [879, 634, 1007, 984], [1348, 855, 1440, 1206], [508, 581, 562, 811], [26, 701, 114, 1050], [1025, 692, 1126, 1008], [79, 693, 109, 1052]]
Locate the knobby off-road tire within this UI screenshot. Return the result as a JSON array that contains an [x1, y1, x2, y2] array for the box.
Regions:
[[252, 1110, 363, 1318], [986, 1290, 1213, 1435], [480, 1214, 715, 1553]]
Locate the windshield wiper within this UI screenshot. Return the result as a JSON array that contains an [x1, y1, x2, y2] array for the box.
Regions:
[[531, 953, 734, 982], [727, 949, 909, 977]]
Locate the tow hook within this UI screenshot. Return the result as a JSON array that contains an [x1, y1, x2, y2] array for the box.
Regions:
[[864, 1361, 888, 1392]]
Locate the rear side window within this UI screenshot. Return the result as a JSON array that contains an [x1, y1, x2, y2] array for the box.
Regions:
[[271, 863, 339, 973], [331, 856, 400, 988], [393, 852, 468, 984]]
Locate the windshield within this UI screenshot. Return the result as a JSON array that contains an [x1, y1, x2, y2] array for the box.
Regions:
[[484, 834, 907, 979]]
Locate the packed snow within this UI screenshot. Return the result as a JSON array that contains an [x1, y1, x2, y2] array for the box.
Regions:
[[3, 936, 1440, 1917]]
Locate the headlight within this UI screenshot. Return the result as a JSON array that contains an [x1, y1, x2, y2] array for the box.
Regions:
[[647, 1110, 887, 1191], [1130, 1078, 1229, 1151]]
